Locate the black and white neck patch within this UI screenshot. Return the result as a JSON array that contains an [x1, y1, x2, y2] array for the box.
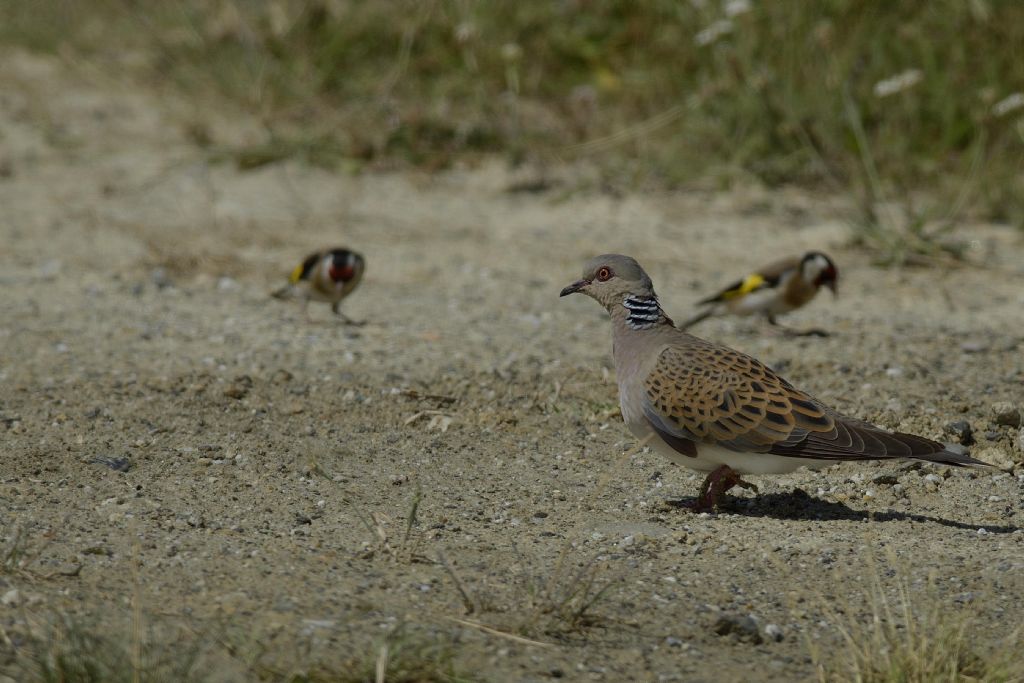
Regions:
[[623, 294, 662, 330]]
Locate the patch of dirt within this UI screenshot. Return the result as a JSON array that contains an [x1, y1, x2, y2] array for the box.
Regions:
[[2, 50, 1024, 681]]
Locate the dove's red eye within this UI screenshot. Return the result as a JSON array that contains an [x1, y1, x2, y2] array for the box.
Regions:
[[596, 267, 613, 282]]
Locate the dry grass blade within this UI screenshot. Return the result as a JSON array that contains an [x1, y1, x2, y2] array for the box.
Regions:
[[402, 486, 422, 550], [561, 103, 691, 155], [443, 617, 555, 650], [375, 643, 388, 683], [437, 551, 479, 615]]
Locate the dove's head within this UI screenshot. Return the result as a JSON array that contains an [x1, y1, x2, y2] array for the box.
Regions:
[[560, 254, 657, 310]]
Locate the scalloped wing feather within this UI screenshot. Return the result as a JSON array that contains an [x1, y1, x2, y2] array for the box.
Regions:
[[641, 339, 980, 466], [643, 343, 832, 455]]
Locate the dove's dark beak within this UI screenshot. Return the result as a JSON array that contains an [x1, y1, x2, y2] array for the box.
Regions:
[[826, 280, 838, 296], [560, 279, 588, 297]]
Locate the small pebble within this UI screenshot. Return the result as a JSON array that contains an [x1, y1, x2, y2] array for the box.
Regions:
[[223, 384, 248, 399], [713, 614, 763, 644], [945, 443, 969, 457], [944, 420, 974, 446], [282, 401, 305, 415], [150, 268, 173, 289], [91, 456, 130, 472], [923, 473, 943, 484], [271, 368, 294, 383], [217, 276, 239, 291], [39, 259, 61, 279], [992, 401, 1021, 428], [56, 562, 82, 577], [764, 624, 784, 642]]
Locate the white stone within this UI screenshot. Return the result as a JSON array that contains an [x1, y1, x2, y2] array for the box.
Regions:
[[1, 589, 20, 606]]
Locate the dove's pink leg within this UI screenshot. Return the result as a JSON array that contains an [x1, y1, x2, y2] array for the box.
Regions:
[[688, 465, 758, 511]]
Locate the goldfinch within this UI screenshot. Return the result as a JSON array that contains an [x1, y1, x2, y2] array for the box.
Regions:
[[272, 248, 365, 324], [681, 251, 838, 335]]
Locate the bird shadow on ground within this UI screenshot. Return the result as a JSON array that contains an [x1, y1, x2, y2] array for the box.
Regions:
[[666, 488, 1020, 534]]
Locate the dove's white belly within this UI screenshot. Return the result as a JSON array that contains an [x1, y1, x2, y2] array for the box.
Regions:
[[623, 410, 832, 475]]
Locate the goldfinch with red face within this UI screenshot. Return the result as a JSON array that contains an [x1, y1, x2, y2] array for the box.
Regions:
[[272, 248, 365, 324], [681, 251, 838, 335]]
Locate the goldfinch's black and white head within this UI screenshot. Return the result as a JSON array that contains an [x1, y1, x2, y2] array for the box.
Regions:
[[799, 251, 838, 295], [290, 249, 364, 287]]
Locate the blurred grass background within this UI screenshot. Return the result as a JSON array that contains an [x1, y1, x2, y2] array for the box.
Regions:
[[2, 0, 1023, 258]]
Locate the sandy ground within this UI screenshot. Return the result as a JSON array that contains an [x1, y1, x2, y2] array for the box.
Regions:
[[2, 49, 1024, 682]]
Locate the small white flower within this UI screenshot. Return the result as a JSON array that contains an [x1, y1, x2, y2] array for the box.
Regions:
[[501, 42, 522, 62], [993, 93, 1024, 117], [724, 0, 752, 18], [454, 21, 475, 44], [695, 19, 733, 46], [873, 69, 923, 98]]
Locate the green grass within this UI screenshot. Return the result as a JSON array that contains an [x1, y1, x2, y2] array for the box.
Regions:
[[809, 560, 1023, 683], [7, 614, 472, 683], [10, 614, 207, 683], [514, 552, 619, 639], [215, 617, 474, 683], [280, 624, 474, 683], [2, 523, 55, 577], [2, 1, 1023, 257]]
